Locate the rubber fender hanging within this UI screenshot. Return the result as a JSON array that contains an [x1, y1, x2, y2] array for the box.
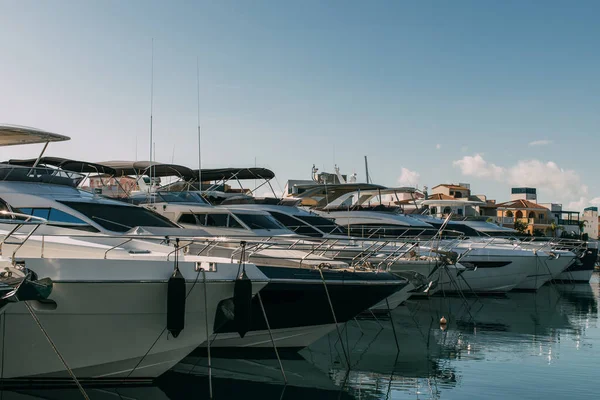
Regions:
[[167, 267, 186, 338], [233, 270, 252, 338]]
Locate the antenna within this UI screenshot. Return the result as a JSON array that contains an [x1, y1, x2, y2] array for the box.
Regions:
[[197, 57, 202, 191], [149, 38, 155, 195], [364, 155, 370, 184]]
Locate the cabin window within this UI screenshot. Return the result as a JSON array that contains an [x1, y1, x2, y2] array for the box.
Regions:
[[269, 211, 321, 236], [206, 213, 228, 227], [17, 207, 98, 231], [178, 213, 199, 225], [58, 201, 177, 232], [18, 207, 87, 225], [443, 206, 452, 215], [227, 215, 243, 228], [235, 213, 284, 230]]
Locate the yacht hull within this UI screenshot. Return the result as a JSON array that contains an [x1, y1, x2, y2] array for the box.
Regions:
[[437, 256, 533, 294], [555, 247, 598, 283], [210, 266, 407, 349], [514, 253, 574, 290], [0, 258, 267, 379]]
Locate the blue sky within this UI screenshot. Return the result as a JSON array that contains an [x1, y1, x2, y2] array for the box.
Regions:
[[1, 1, 599, 209]]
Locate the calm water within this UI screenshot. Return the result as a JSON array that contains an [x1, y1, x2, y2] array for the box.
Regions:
[[4, 275, 600, 399]]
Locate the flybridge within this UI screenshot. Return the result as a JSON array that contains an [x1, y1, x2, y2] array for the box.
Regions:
[[0, 125, 82, 187], [0, 124, 70, 147]]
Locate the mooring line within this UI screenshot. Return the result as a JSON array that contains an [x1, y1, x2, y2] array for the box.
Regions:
[[25, 301, 90, 400]]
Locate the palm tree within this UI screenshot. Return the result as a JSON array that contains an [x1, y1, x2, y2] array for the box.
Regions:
[[549, 221, 563, 238]]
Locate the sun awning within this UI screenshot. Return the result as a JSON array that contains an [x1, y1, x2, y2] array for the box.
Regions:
[[5, 157, 117, 175], [194, 167, 275, 181], [0, 125, 70, 147], [98, 161, 196, 179]]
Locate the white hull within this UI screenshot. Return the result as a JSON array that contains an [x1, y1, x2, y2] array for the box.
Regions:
[[0, 258, 267, 379], [206, 324, 337, 349], [437, 256, 534, 294], [514, 253, 574, 290]]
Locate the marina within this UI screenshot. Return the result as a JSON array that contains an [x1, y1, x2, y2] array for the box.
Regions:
[[0, 125, 596, 399], [2, 3, 600, 398]]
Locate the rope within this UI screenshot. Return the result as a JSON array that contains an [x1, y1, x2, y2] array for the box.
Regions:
[[318, 265, 350, 369], [24, 302, 90, 400], [257, 291, 287, 384]]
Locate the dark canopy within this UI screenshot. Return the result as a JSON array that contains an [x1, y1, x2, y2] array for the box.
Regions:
[[194, 167, 275, 182], [98, 161, 196, 179], [5, 157, 117, 175]]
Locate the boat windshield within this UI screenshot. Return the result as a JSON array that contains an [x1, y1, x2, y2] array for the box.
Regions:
[[234, 213, 286, 230], [58, 200, 178, 232], [295, 215, 347, 235], [131, 191, 208, 205]]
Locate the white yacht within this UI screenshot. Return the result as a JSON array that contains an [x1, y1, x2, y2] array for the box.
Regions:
[[0, 125, 269, 379]]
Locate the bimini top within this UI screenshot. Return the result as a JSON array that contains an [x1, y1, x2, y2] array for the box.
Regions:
[[0, 125, 70, 147], [5, 157, 116, 175], [289, 183, 387, 208], [194, 167, 275, 182], [98, 161, 196, 179]]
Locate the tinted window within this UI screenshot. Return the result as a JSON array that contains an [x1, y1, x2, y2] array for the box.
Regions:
[[59, 201, 178, 232], [206, 213, 228, 227], [269, 212, 321, 237], [228, 215, 243, 228], [178, 213, 198, 225], [15, 207, 95, 231], [235, 213, 284, 230], [296, 215, 347, 235]]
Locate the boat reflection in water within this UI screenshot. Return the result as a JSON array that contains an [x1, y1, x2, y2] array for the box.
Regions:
[[0, 283, 596, 399], [302, 282, 598, 399]]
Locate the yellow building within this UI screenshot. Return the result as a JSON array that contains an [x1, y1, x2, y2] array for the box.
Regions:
[[496, 199, 551, 235]]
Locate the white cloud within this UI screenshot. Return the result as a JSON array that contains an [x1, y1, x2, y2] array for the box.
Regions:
[[506, 160, 587, 199], [397, 167, 420, 187], [436, 143, 441, 150], [453, 154, 595, 210], [452, 154, 504, 180], [528, 139, 553, 147]]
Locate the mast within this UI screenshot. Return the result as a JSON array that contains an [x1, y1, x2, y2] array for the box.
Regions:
[[197, 57, 202, 191], [364, 155, 370, 184], [149, 38, 155, 195]]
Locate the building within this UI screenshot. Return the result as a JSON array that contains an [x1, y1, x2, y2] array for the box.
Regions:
[[431, 183, 471, 199], [424, 184, 492, 219], [510, 187, 538, 202], [583, 207, 599, 239], [496, 199, 551, 235]]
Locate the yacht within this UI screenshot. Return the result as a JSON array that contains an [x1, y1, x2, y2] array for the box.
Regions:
[[412, 216, 577, 290], [292, 186, 548, 294], [19, 162, 410, 352], [0, 125, 269, 379]]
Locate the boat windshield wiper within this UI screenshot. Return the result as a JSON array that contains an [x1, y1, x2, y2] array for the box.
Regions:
[[91, 216, 133, 230]]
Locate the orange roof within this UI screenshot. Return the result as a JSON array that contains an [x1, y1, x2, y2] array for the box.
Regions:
[[432, 184, 470, 190], [426, 193, 455, 200], [496, 199, 549, 210]]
